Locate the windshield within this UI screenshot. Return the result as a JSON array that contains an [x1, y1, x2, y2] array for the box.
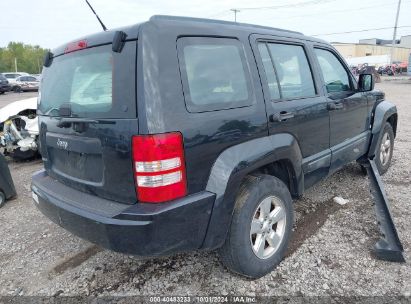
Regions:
[[39, 43, 136, 118]]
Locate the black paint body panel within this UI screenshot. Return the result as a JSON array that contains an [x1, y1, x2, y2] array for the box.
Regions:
[[33, 15, 397, 256]]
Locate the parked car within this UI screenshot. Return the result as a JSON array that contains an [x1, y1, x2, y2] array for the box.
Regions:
[[13, 75, 40, 92], [31, 16, 398, 278], [0, 74, 11, 94], [31, 74, 42, 80], [1, 72, 29, 87]]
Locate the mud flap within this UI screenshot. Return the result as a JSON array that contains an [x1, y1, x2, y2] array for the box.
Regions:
[[362, 159, 405, 262]]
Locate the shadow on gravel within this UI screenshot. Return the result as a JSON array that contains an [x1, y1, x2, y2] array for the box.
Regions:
[[286, 198, 344, 257], [52, 245, 103, 275]]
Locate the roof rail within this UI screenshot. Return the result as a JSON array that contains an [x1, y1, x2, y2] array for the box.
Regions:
[[149, 15, 303, 35]]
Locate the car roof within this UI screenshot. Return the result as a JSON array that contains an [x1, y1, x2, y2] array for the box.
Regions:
[[51, 15, 328, 56], [2, 72, 29, 76], [150, 15, 302, 35], [146, 15, 328, 44]]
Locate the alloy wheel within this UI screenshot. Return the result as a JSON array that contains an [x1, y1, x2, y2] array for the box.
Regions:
[[250, 195, 287, 259]]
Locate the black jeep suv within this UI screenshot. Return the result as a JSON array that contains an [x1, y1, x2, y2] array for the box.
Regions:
[[32, 15, 397, 278]]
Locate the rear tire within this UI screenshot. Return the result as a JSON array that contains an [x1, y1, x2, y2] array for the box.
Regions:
[[375, 123, 394, 175], [218, 174, 294, 278]]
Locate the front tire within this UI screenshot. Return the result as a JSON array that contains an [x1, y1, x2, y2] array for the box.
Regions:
[[375, 123, 394, 175], [218, 174, 294, 278]]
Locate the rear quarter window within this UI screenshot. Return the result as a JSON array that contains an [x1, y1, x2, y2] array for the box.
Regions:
[[177, 37, 254, 112]]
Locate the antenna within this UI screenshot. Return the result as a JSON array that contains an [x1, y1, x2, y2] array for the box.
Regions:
[[85, 0, 108, 31]]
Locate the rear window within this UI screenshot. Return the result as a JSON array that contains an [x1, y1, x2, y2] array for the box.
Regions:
[[177, 37, 253, 112], [39, 43, 136, 118], [4, 74, 19, 79]]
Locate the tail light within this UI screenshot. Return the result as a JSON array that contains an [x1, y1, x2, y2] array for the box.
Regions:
[[132, 132, 187, 203], [65, 40, 88, 54]]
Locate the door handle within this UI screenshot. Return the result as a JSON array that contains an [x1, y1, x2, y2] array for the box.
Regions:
[[327, 102, 344, 111], [270, 111, 295, 122]]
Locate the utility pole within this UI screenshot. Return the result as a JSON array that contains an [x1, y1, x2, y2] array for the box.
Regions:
[[230, 9, 240, 22], [14, 57, 17, 72], [37, 58, 41, 74], [390, 0, 401, 64]]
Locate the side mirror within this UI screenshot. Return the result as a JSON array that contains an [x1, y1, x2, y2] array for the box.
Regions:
[[358, 73, 374, 92]]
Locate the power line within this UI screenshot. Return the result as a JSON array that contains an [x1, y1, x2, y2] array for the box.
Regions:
[[230, 9, 240, 22], [207, 10, 231, 18], [206, 0, 411, 20], [273, 0, 411, 20], [233, 0, 336, 10], [311, 25, 411, 36], [206, 0, 336, 18]]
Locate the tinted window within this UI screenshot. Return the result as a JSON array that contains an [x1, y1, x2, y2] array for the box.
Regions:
[[4, 74, 19, 79], [26, 76, 37, 81], [41, 46, 110, 116], [258, 43, 281, 100], [314, 48, 351, 93], [178, 37, 253, 112], [40, 43, 136, 118], [19, 77, 27, 81], [266, 43, 316, 99]]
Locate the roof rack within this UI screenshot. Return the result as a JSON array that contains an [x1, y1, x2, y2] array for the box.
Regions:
[[149, 15, 303, 36]]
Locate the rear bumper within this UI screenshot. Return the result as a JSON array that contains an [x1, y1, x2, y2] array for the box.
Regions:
[[31, 170, 215, 256]]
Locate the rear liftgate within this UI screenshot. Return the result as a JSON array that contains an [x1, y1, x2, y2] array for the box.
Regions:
[[361, 158, 405, 262]]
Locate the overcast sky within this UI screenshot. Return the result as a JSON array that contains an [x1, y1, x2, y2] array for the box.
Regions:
[[1, 0, 410, 49]]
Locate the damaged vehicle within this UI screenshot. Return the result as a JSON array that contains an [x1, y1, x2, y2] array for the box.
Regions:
[[0, 97, 39, 160], [31, 16, 398, 279]]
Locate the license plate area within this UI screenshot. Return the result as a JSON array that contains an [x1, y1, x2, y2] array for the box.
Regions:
[[49, 149, 103, 183]]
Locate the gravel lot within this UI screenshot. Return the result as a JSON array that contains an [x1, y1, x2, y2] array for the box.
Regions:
[[0, 81, 410, 297]]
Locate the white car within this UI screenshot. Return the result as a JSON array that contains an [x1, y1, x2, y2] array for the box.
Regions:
[[13, 75, 40, 92], [0, 97, 39, 159]]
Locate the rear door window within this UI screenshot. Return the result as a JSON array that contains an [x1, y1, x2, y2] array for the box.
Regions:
[[177, 37, 253, 112], [257, 43, 281, 100], [260, 42, 316, 100]]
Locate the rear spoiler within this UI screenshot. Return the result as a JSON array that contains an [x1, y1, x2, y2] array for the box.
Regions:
[[44, 23, 140, 63]]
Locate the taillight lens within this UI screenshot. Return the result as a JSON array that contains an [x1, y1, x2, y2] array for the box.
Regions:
[[132, 132, 187, 203]]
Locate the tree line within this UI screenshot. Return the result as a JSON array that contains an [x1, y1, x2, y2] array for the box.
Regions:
[[0, 42, 49, 75]]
